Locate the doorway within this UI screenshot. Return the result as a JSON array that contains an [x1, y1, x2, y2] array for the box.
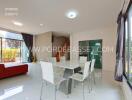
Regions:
[[79, 39, 102, 69]]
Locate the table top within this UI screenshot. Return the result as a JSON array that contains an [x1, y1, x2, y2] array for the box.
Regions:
[[53, 61, 80, 70]]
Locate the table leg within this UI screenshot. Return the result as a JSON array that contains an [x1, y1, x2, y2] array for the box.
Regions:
[[64, 69, 73, 94], [67, 78, 72, 94]]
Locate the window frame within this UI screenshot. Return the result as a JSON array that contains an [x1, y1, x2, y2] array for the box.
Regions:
[[124, 0, 132, 89], [0, 31, 25, 63]]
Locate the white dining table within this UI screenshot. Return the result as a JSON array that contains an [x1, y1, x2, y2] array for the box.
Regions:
[[53, 61, 80, 94], [53, 61, 80, 73]]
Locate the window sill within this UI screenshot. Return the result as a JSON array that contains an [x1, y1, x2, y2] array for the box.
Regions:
[[124, 75, 132, 90]]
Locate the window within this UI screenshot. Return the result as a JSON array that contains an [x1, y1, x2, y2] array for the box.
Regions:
[[125, 3, 132, 87], [0, 30, 29, 63], [2, 39, 21, 62]]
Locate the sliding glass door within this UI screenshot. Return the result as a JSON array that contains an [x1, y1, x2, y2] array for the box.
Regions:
[[0, 30, 29, 63], [125, 3, 132, 86], [79, 39, 102, 69], [2, 38, 22, 62]]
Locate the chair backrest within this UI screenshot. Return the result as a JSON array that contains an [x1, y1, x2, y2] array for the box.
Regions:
[[90, 59, 96, 72], [80, 56, 87, 63], [83, 61, 91, 80], [51, 57, 56, 63], [40, 61, 54, 84], [60, 56, 66, 62]]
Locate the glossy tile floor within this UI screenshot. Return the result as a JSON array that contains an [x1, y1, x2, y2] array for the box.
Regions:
[[0, 63, 124, 100]]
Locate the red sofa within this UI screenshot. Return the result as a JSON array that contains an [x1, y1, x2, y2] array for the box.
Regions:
[[0, 63, 28, 79]]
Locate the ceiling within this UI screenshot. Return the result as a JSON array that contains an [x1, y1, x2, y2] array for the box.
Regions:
[[0, 0, 123, 34]]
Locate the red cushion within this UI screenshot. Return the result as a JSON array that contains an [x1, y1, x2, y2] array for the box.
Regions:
[[0, 64, 28, 79], [0, 64, 5, 73]]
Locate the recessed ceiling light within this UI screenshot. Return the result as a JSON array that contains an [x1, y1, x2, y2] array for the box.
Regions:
[[66, 10, 78, 19], [40, 24, 44, 26], [13, 21, 23, 26]]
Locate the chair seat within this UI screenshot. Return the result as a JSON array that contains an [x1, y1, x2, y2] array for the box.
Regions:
[[70, 73, 84, 82], [54, 76, 66, 86], [54, 67, 65, 76]]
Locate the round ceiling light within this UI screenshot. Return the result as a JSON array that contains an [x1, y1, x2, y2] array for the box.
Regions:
[[66, 11, 78, 19], [40, 24, 44, 27], [12, 21, 23, 26]]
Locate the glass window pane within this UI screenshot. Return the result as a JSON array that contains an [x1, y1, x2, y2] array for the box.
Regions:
[[128, 4, 132, 85], [125, 20, 129, 76], [21, 42, 29, 62], [0, 29, 29, 63], [2, 39, 21, 63]]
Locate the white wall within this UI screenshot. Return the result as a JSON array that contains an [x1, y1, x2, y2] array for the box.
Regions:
[[70, 26, 117, 72], [35, 32, 52, 61]]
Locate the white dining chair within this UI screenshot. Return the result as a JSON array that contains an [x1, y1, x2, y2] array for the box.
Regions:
[[40, 61, 66, 100], [76, 56, 87, 74], [80, 56, 87, 63], [70, 61, 91, 100], [89, 59, 96, 91], [79, 56, 87, 70]]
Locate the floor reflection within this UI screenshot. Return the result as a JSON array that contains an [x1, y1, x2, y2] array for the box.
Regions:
[[0, 86, 23, 100]]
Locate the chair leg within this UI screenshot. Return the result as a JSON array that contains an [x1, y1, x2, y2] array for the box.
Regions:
[[82, 82, 85, 100], [66, 80, 69, 98], [93, 71, 96, 85], [74, 80, 76, 88], [46, 81, 48, 86], [55, 86, 57, 100], [72, 79, 75, 88], [101, 69, 103, 79], [87, 77, 91, 93], [45, 81, 47, 99], [40, 81, 43, 100], [90, 73, 92, 91]]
